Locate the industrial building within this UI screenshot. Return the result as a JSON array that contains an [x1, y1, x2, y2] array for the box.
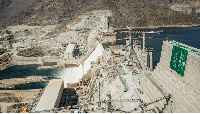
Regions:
[[34, 79, 64, 112], [63, 44, 76, 60]]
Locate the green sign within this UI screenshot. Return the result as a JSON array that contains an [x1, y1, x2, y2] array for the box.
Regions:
[[170, 44, 188, 76]]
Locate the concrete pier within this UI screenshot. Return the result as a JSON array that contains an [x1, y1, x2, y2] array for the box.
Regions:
[[34, 79, 64, 112], [133, 40, 153, 70]]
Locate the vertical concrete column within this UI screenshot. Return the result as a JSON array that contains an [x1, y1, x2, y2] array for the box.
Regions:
[[129, 31, 131, 52], [126, 40, 129, 47], [143, 34, 145, 53], [150, 52, 153, 71], [141, 53, 147, 69], [106, 93, 111, 112]]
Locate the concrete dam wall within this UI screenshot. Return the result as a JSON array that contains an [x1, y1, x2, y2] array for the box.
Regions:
[[59, 43, 104, 87], [136, 41, 200, 113]]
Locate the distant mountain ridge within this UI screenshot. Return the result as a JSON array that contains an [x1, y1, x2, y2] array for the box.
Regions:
[[85, 0, 200, 27], [0, 0, 37, 26], [0, 0, 200, 28], [0, 0, 12, 10]]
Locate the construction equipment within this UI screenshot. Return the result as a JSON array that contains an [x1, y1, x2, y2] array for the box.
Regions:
[[21, 108, 28, 113], [115, 68, 128, 92], [120, 28, 163, 53], [59, 52, 63, 56], [97, 56, 101, 64], [123, 88, 127, 92]]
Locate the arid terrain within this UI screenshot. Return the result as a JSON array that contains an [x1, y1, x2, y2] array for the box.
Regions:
[[0, 89, 42, 113], [0, 0, 200, 113], [0, 0, 200, 28]]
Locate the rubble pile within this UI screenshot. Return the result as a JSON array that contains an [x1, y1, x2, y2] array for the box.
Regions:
[[17, 47, 45, 57]]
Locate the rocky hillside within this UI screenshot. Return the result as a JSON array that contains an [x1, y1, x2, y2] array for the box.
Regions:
[[0, 0, 200, 28], [151, 0, 200, 16], [0, 0, 37, 26], [0, 0, 97, 27], [169, 1, 200, 16], [85, 0, 200, 27]]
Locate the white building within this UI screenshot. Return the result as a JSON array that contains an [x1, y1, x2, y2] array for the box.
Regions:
[[63, 44, 76, 60]]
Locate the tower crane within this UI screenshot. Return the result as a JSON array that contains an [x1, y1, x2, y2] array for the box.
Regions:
[[120, 27, 163, 53]]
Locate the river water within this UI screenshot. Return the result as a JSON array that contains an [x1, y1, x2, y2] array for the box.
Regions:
[[0, 43, 104, 89], [0, 27, 200, 90]]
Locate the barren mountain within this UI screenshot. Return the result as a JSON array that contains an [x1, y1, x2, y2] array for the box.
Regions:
[[0, 0, 37, 26], [84, 0, 200, 27], [0, 0, 200, 28]]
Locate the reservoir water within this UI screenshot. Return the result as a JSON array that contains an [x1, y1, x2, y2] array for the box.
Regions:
[[0, 27, 200, 90], [115, 27, 200, 69]]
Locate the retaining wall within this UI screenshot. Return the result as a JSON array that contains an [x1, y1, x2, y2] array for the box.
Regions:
[[12, 56, 58, 65]]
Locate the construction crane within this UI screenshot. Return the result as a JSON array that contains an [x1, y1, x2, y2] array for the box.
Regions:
[[120, 27, 163, 53], [140, 30, 162, 53]]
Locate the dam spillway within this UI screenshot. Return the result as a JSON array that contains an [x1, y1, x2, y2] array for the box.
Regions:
[[59, 43, 104, 87]]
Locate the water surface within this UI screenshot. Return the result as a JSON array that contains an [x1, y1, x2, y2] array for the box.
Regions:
[[0, 44, 104, 89], [115, 27, 200, 69]]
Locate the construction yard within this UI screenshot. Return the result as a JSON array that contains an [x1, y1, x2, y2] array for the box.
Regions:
[[74, 42, 149, 113], [0, 89, 42, 113], [0, 0, 200, 112], [0, 9, 147, 113], [0, 10, 112, 71]]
